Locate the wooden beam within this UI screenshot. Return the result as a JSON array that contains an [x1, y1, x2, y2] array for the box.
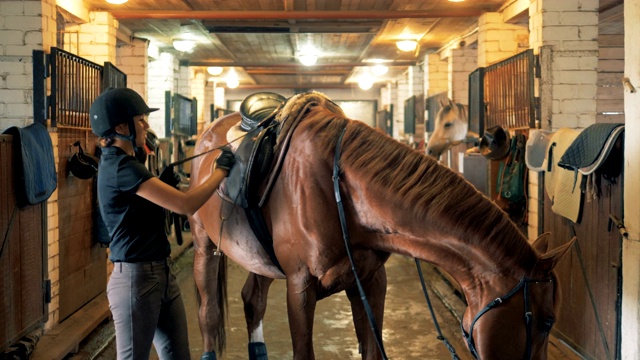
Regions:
[[186, 60, 418, 68], [111, 10, 487, 20]]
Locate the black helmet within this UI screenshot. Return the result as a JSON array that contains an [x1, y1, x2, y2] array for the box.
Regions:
[[68, 141, 99, 179], [89, 87, 159, 138]]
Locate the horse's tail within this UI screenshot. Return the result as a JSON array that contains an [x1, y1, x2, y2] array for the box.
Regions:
[[191, 215, 228, 354]]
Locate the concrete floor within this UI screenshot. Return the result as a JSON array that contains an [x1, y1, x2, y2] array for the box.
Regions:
[[70, 233, 582, 360]]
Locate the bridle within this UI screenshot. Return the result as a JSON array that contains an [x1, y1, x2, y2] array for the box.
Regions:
[[461, 277, 554, 360]]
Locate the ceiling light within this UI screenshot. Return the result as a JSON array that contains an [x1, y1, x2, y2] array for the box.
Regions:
[[298, 54, 317, 66], [173, 39, 196, 53], [207, 66, 223, 76], [225, 69, 239, 89], [371, 64, 389, 76], [396, 40, 418, 52], [105, 0, 128, 4], [358, 77, 374, 90], [448, 0, 465, 2]]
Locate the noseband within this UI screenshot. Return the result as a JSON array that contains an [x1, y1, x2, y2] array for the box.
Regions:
[[461, 277, 554, 360]]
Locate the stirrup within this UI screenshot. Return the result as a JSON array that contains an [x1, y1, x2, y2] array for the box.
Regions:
[[200, 351, 217, 360]]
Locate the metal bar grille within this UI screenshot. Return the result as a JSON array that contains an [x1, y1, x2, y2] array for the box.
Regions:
[[482, 49, 535, 131], [103, 62, 127, 91], [50, 48, 103, 129]]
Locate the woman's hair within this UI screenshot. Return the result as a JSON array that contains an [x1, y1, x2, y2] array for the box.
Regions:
[[98, 135, 117, 148]]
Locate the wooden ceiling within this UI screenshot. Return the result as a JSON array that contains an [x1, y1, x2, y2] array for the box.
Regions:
[[78, 0, 623, 90]]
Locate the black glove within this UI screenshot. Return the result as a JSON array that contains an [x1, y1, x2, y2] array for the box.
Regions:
[[215, 146, 235, 173], [159, 165, 180, 188]]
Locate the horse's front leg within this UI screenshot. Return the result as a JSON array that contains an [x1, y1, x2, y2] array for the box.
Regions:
[[346, 265, 387, 360], [286, 272, 318, 360], [241, 272, 274, 360], [191, 221, 227, 359]]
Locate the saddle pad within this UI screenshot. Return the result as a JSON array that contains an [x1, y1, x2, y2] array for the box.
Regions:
[[3, 122, 57, 207], [525, 129, 552, 172], [557, 123, 624, 175], [544, 128, 582, 223]]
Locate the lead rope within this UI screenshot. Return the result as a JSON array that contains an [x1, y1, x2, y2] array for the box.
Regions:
[[332, 126, 388, 360], [414, 259, 460, 360]]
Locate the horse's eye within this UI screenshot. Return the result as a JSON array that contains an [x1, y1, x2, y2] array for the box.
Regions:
[[443, 122, 452, 128], [542, 318, 555, 332]]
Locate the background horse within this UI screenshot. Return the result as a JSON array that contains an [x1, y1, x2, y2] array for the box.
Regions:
[[426, 98, 476, 157], [188, 92, 573, 360]]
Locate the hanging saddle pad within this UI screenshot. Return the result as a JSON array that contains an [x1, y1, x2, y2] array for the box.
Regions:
[[545, 128, 583, 223], [525, 129, 553, 172], [3, 122, 57, 207], [557, 123, 624, 175]]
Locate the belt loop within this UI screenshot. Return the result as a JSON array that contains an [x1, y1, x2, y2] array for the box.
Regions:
[[118, 263, 122, 272]]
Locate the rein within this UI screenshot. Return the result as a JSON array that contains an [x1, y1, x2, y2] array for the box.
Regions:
[[332, 126, 388, 360], [461, 277, 553, 360]]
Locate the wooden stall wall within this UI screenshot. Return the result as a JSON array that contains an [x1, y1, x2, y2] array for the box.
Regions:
[[57, 130, 105, 321], [544, 147, 623, 360], [0, 135, 46, 352]]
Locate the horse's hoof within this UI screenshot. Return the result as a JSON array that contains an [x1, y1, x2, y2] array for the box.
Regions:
[[200, 351, 217, 360], [248, 342, 268, 360]]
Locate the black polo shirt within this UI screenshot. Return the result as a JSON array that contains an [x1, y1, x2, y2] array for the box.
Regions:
[[97, 146, 170, 263]]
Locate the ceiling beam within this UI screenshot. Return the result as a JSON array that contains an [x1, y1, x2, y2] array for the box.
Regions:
[[243, 69, 351, 75], [111, 10, 486, 20], [185, 61, 418, 67]]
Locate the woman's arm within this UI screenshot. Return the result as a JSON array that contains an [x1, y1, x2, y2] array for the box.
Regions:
[[136, 147, 235, 215], [136, 168, 228, 215]]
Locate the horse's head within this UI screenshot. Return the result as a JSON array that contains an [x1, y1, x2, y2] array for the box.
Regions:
[[426, 98, 468, 158], [461, 234, 575, 360]]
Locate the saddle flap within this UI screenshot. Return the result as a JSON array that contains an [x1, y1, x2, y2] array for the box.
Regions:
[[224, 125, 277, 208]]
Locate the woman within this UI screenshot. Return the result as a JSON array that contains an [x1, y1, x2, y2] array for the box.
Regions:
[[89, 87, 234, 360]]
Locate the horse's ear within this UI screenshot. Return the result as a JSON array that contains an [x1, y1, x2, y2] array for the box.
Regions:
[[531, 232, 552, 254], [534, 237, 576, 273]]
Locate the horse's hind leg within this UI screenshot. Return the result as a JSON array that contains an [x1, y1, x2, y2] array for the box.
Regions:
[[241, 272, 274, 360], [191, 219, 227, 359], [346, 265, 387, 360]]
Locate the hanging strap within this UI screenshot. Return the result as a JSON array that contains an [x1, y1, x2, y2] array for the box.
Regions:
[[332, 126, 388, 360]]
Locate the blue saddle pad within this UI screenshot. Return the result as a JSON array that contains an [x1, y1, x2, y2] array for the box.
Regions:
[[3, 122, 57, 207]]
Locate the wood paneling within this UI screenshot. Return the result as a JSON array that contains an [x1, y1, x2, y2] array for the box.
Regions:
[[57, 129, 106, 321], [544, 150, 623, 360], [0, 135, 46, 352]]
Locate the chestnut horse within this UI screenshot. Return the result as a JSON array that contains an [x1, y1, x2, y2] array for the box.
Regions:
[[426, 98, 476, 157], [188, 92, 573, 360]]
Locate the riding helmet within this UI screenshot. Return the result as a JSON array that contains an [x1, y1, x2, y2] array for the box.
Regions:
[[89, 87, 159, 137]]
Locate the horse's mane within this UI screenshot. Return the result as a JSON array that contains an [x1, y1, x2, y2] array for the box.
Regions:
[[298, 104, 537, 275]]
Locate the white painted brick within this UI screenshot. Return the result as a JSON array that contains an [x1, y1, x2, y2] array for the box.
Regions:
[[553, 84, 597, 99], [6, 16, 42, 31], [551, 113, 579, 128], [0, 2, 25, 16], [0, 61, 27, 74], [578, 26, 598, 40], [577, 113, 596, 128], [24, 30, 43, 46], [6, 74, 32, 88], [6, 44, 37, 56], [6, 103, 32, 117], [559, 11, 598, 26], [562, 40, 598, 51], [561, 99, 596, 113], [0, 30, 25, 45], [555, 70, 597, 84], [542, 26, 579, 41], [23, 1, 42, 16]]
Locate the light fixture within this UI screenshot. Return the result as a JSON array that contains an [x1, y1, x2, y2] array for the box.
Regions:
[[106, 0, 128, 4], [298, 43, 319, 66], [358, 77, 374, 90], [448, 0, 465, 2], [207, 66, 223, 76], [371, 64, 389, 76], [298, 54, 318, 66], [172, 39, 196, 53], [225, 68, 239, 89], [396, 40, 418, 52]]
